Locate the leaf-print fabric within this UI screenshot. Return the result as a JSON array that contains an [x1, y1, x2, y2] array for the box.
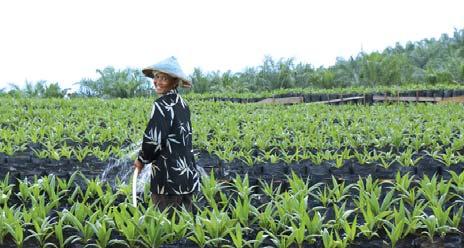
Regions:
[[138, 89, 200, 195]]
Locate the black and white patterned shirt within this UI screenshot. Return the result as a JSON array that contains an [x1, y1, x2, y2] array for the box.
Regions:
[[138, 88, 200, 195]]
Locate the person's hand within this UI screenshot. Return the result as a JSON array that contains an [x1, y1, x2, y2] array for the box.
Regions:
[[134, 159, 144, 171]]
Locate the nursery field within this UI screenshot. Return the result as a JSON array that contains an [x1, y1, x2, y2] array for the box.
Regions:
[[1, 92, 464, 247], [191, 83, 464, 103]]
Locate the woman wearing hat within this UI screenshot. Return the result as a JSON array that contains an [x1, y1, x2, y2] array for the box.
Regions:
[[133, 56, 200, 212]]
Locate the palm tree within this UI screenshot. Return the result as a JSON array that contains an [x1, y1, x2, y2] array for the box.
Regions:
[[191, 68, 210, 93], [77, 67, 150, 97], [452, 28, 464, 58], [334, 56, 360, 85]]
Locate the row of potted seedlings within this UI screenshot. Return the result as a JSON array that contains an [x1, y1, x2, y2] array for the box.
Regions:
[[2, 98, 464, 165], [1, 170, 464, 247]]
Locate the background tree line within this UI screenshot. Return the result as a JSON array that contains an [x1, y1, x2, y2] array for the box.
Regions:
[[2, 80, 64, 98], [191, 28, 464, 93], [2, 28, 463, 98]]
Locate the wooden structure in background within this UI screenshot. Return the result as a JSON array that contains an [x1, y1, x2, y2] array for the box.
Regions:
[[437, 96, 464, 104], [257, 96, 304, 104], [373, 95, 443, 103], [255, 94, 464, 105], [374, 95, 464, 104], [313, 96, 365, 104], [257, 96, 365, 105]]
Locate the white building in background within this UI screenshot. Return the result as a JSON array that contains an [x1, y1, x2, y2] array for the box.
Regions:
[[63, 88, 76, 99]]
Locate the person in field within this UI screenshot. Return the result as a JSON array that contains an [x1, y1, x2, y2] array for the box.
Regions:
[[133, 56, 200, 212]]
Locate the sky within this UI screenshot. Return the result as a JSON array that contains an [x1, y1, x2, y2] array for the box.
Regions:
[[0, 0, 463, 91]]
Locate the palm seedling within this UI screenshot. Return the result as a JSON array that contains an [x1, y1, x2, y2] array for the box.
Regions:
[[403, 199, 427, 236], [86, 215, 125, 248], [418, 175, 452, 207], [356, 188, 397, 240], [187, 219, 211, 248], [62, 206, 98, 245], [56, 170, 79, 193], [59, 142, 74, 160], [321, 228, 348, 248], [45, 216, 79, 248], [292, 209, 324, 246], [0, 205, 18, 245], [136, 207, 175, 248], [6, 217, 25, 248], [327, 201, 356, 231], [437, 147, 460, 167], [418, 213, 451, 243], [396, 147, 422, 167], [342, 215, 357, 244], [389, 172, 417, 206], [112, 204, 141, 248], [378, 149, 395, 168], [164, 209, 192, 244], [198, 207, 236, 247], [91, 146, 113, 161], [200, 170, 228, 211], [24, 216, 56, 247], [0, 173, 13, 206], [383, 207, 407, 248], [73, 145, 92, 163], [449, 206, 463, 230], [225, 223, 264, 248], [268, 232, 297, 248], [230, 189, 256, 227]]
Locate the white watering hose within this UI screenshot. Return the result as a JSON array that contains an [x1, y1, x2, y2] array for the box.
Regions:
[[132, 167, 140, 207]]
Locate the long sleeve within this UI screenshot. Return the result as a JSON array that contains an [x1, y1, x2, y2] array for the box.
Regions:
[[138, 100, 172, 165], [137, 90, 200, 195]]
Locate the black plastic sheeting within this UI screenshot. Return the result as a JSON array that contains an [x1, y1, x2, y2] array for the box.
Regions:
[[203, 89, 464, 104], [195, 151, 464, 183], [1, 150, 464, 247], [1, 150, 464, 186]]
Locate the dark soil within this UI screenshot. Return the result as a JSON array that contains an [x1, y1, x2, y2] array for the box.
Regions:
[[2, 149, 464, 247]]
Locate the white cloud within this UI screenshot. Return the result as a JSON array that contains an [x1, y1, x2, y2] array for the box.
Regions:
[[0, 0, 463, 90]]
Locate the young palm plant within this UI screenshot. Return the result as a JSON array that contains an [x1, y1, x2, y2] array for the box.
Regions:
[[45, 217, 79, 248], [62, 208, 99, 245], [137, 207, 175, 248], [230, 174, 257, 227], [0, 173, 13, 206], [383, 211, 407, 248], [321, 228, 348, 248], [86, 215, 125, 248], [200, 170, 228, 211], [191, 207, 236, 247], [24, 216, 56, 247], [112, 204, 141, 248], [225, 223, 265, 248], [6, 219, 25, 248]]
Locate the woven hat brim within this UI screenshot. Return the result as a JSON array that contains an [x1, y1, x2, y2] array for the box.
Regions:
[[142, 68, 192, 88]]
